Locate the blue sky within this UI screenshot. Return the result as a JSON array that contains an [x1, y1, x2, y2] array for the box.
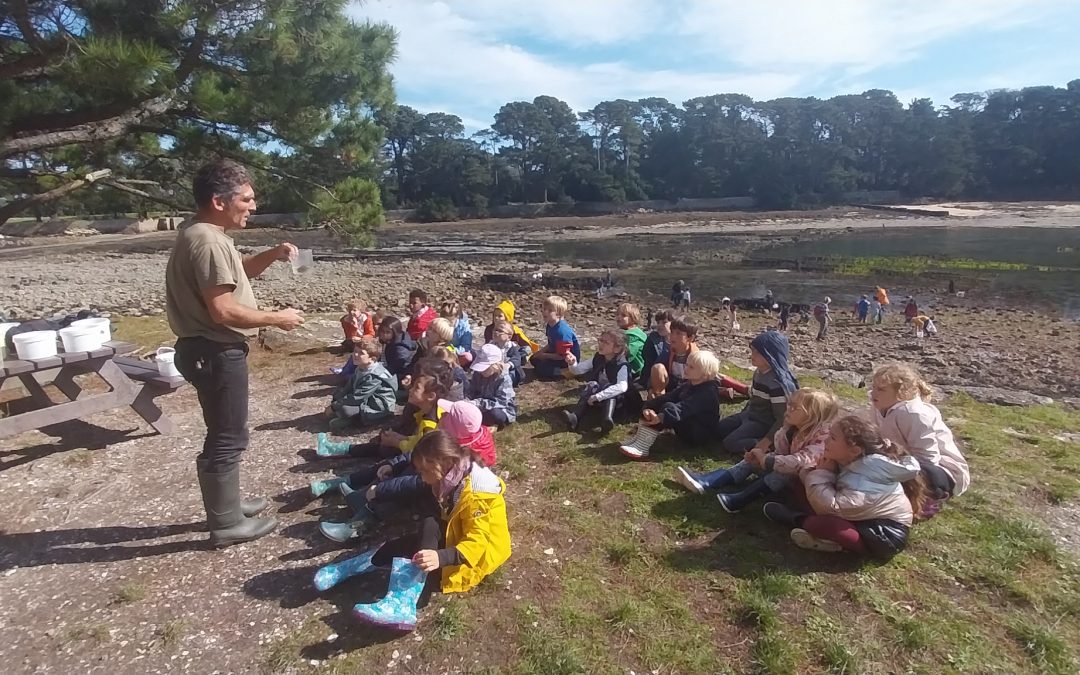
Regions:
[[353, 0, 1080, 133]]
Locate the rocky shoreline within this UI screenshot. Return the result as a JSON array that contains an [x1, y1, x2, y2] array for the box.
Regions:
[[3, 243, 1079, 402]]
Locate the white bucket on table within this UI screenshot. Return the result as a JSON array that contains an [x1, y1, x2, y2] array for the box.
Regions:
[[156, 346, 181, 377], [59, 324, 105, 352], [71, 317, 111, 343], [13, 330, 59, 360]]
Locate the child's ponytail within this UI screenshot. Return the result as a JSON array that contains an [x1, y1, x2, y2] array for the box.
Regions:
[[872, 363, 934, 402], [832, 416, 928, 517]]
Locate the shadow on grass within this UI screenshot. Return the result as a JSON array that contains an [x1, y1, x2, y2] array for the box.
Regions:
[[0, 522, 206, 569], [0, 419, 155, 472], [290, 387, 336, 400], [254, 413, 327, 433]]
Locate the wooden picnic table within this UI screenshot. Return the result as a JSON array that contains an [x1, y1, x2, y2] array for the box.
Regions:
[[0, 340, 181, 438]]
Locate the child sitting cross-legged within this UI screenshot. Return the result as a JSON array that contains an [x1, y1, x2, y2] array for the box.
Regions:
[[528, 295, 580, 380], [616, 303, 648, 380], [376, 316, 417, 394], [340, 298, 375, 350], [432, 346, 468, 403], [312, 430, 511, 632], [314, 399, 497, 542], [637, 310, 673, 392], [323, 337, 398, 432], [674, 388, 840, 513], [619, 350, 723, 460], [485, 300, 539, 387], [762, 415, 923, 560], [465, 343, 517, 428], [562, 330, 639, 435], [315, 357, 451, 459], [714, 330, 798, 456]]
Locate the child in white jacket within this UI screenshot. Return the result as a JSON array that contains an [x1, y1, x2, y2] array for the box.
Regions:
[[762, 415, 924, 560], [870, 364, 970, 501]]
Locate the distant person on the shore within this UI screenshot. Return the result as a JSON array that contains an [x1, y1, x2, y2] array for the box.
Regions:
[[874, 286, 890, 323], [869, 364, 969, 514], [670, 280, 684, 308], [857, 295, 871, 323], [616, 303, 648, 379], [406, 289, 437, 341], [165, 158, 304, 547], [679, 286, 692, 310], [912, 315, 937, 338], [813, 297, 831, 340], [764, 289, 775, 313], [529, 295, 580, 380], [903, 297, 918, 324], [777, 304, 790, 331]]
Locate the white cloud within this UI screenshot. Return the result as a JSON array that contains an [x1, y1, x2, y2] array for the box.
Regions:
[[351, 0, 1079, 131]]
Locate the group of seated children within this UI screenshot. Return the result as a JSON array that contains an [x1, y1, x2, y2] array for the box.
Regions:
[[314, 289, 970, 633], [670, 361, 969, 559]]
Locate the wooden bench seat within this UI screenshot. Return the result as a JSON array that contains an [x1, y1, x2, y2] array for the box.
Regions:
[[113, 356, 187, 390]]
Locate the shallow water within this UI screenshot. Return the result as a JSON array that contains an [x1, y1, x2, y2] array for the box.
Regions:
[[543, 225, 1080, 319]]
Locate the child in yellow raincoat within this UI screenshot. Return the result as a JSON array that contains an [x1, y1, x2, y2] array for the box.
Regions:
[[484, 299, 539, 386], [312, 430, 511, 631]]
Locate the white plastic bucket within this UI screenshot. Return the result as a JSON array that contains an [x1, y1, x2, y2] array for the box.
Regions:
[[156, 347, 181, 377], [59, 324, 105, 352], [71, 317, 111, 343], [13, 330, 59, 360]]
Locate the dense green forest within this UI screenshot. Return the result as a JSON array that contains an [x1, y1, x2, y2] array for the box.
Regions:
[[3, 1, 1079, 242]]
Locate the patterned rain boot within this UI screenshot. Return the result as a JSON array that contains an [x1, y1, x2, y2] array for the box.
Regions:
[[316, 432, 352, 457], [352, 557, 427, 631], [619, 425, 660, 460], [310, 476, 346, 498], [318, 504, 377, 543], [313, 545, 381, 592]]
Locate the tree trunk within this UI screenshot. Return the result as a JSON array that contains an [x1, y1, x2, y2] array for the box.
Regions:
[[0, 169, 111, 226]]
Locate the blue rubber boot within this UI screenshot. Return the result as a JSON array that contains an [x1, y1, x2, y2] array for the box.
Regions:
[[352, 557, 427, 631], [310, 476, 346, 498], [318, 504, 377, 543], [316, 433, 352, 457], [313, 545, 380, 592], [675, 466, 733, 494]]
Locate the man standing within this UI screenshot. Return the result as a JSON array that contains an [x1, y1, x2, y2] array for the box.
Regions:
[[166, 159, 304, 547]]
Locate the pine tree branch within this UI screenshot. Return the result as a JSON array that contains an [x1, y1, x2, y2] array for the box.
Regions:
[[0, 94, 175, 158], [0, 168, 111, 225], [99, 179, 186, 210]]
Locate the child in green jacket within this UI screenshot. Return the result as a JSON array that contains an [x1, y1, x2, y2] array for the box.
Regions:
[[617, 303, 648, 379], [325, 337, 398, 431]]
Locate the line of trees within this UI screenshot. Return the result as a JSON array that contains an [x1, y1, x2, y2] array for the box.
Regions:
[[380, 83, 1080, 216], [3, 2, 1079, 241]]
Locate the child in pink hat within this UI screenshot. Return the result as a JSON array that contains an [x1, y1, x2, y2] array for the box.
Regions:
[[438, 399, 497, 468]]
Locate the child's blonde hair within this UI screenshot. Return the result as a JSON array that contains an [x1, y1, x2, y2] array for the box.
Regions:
[[787, 388, 840, 447], [873, 363, 934, 402], [345, 298, 363, 312], [617, 303, 642, 327], [440, 299, 463, 320], [425, 317, 454, 345], [542, 295, 568, 316], [492, 319, 513, 337], [687, 349, 720, 380]]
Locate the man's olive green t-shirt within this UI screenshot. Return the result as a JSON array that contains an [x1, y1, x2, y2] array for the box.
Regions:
[[166, 222, 258, 343]]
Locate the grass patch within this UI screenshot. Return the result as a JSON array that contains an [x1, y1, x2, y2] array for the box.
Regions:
[[433, 597, 467, 641], [110, 582, 147, 605], [155, 619, 187, 650], [1009, 620, 1079, 675], [62, 623, 111, 645], [62, 448, 95, 467]]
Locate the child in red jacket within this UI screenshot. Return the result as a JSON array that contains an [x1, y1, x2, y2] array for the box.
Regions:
[[406, 289, 438, 341]]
